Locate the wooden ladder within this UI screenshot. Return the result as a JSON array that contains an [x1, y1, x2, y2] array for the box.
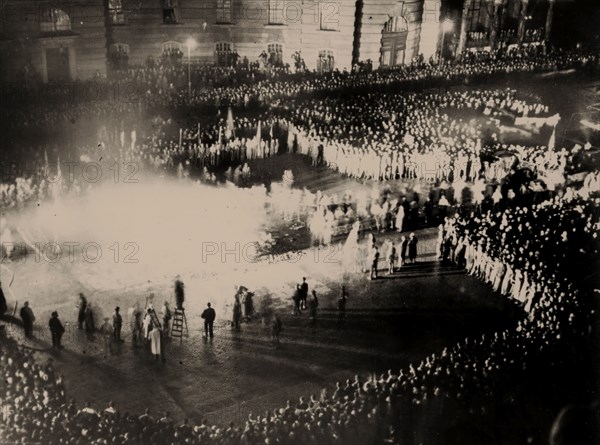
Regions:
[[170, 308, 188, 344], [148, 309, 162, 330]]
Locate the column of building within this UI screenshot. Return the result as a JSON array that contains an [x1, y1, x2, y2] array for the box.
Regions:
[[517, 0, 529, 45], [545, 0, 555, 40], [418, 0, 442, 61], [489, 0, 503, 49], [457, 0, 473, 56]]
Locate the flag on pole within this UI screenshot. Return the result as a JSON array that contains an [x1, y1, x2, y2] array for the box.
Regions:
[[51, 156, 63, 200], [56, 155, 63, 181], [43, 147, 50, 182], [131, 129, 137, 151], [256, 120, 261, 144], [548, 127, 556, 150], [225, 107, 234, 139]]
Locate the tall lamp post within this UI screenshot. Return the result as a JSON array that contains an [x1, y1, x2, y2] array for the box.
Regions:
[[186, 37, 197, 102], [439, 20, 454, 62]]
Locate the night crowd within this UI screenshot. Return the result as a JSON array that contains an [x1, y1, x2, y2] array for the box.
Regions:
[[1, 46, 599, 444]]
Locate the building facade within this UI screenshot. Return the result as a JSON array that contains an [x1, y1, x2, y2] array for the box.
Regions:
[[457, 0, 555, 54], [0, 0, 562, 82], [0, 0, 438, 82]]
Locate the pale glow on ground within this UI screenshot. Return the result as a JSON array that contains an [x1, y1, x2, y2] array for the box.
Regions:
[[8, 177, 274, 286]]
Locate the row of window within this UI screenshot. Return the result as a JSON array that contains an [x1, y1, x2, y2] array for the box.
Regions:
[[111, 41, 289, 56], [106, 43, 336, 70], [108, 0, 339, 30], [108, 42, 333, 67], [40, 3, 339, 34]]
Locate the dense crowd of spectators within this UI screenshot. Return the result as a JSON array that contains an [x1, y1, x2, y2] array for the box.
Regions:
[[1, 46, 599, 444], [441, 193, 600, 302], [2, 46, 596, 129], [1, 200, 593, 444], [284, 88, 554, 182]]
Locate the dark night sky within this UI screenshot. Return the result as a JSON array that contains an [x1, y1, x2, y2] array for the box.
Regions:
[[552, 0, 600, 47]]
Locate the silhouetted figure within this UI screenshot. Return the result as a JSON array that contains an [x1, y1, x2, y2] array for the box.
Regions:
[[20, 301, 35, 338], [408, 233, 418, 263], [232, 295, 242, 331], [49, 311, 65, 349], [300, 277, 308, 310], [84, 304, 96, 340], [201, 302, 216, 338], [77, 293, 87, 329], [113, 306, 124, 342], [243, 292, 254, 320], [175, 279, 185, 310], [400, 236, 408, 266]]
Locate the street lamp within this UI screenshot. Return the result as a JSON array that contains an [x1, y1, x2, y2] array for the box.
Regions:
[[186, 37, 197, 101], [439, 19, 454, 62]]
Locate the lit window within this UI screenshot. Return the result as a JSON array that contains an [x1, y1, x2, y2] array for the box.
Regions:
[[108, 43, 130, 70], [317, 49, 335, 72], [383, 16, 408, 33], [163, 0, 178, 24], [109, 0, 125, 25], [267, 43, 283, 64], [468, 0, 484, 32], [215, 42, 235, 66], [40, 9, 71, 33], [163, 41, 182, 53], [216, 43, 232, 52], [216, 0, 232, 24], [162, 41, 183, 66], [268, 0, 284, 25]]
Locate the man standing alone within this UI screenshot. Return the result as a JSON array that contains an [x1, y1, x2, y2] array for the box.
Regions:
[[20, 301, 35, 338], [400, 236, 408, 266], [175, 279, 185, 310], [300, 277, 308, 310], [49, 311, 65, 349], [201, 302, 216, 338], [113, 307, 124, 343], [77, 293, 87, 329], [408, 233, 418, 264]]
